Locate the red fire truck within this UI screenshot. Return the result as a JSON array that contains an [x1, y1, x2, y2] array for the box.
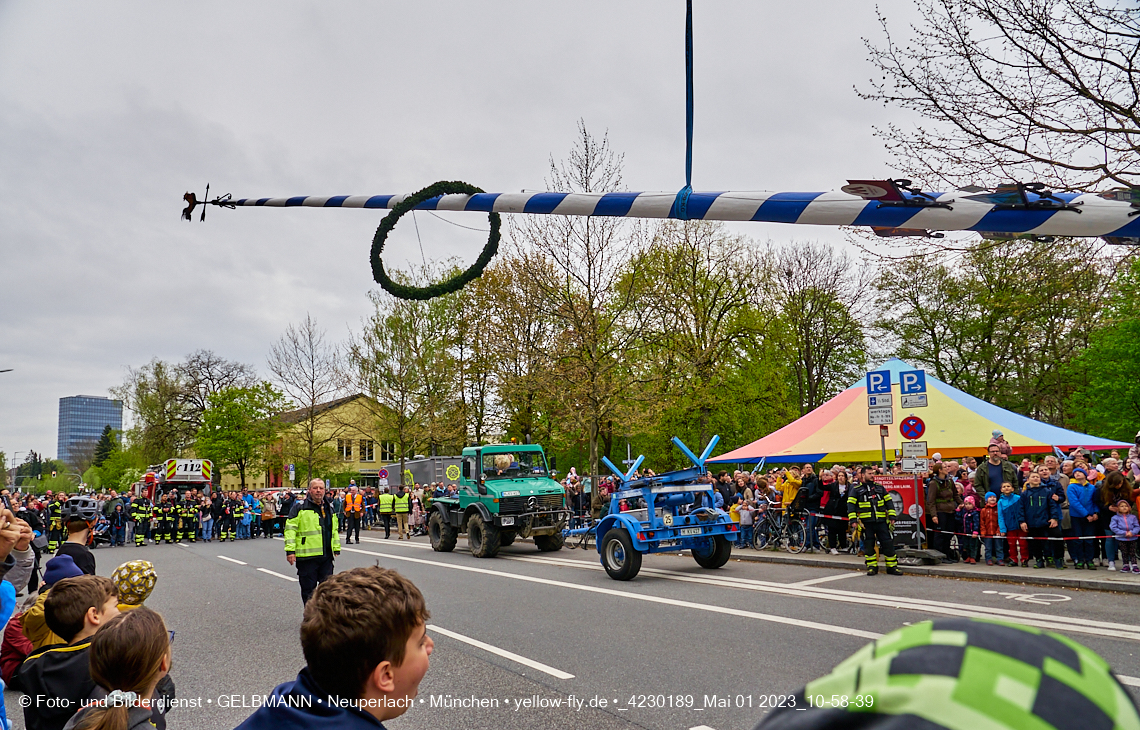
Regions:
[[137, 459, 214, 500]]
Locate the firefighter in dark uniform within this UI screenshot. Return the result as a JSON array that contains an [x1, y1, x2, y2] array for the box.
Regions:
[[180, 495, 199, 543], [158, 494, 177, 544], [224, 492, 243, 542], [46, 494, 65, 552], [847, 473, 903, 576], [130, 495, 152, 546]]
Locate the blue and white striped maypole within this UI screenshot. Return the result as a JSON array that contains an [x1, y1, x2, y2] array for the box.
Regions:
[[198, 185, 1140, 241], [181, 2, 1140, 299]]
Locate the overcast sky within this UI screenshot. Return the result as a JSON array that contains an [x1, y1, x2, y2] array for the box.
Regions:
[[0, 1, 924, 462]]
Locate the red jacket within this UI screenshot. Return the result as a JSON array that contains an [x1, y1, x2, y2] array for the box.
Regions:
[[979, 505, 1001, 538], [2, 614, 33, 685]]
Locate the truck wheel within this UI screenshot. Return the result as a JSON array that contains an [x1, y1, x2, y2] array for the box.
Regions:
[[500, 530, 517, 547], [693, 535, 732, 569], [601, 529, 642, 580], [468, 514, 501, 558], [428, 511, 457, 553], [534, 532, 564, 552]]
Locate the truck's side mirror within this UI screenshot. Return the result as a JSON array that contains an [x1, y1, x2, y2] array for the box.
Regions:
[[463, 461, 470, 479], [550, 456, 557, 472]]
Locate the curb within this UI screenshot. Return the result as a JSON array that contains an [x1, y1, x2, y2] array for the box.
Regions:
[[729, 550, 1140, 594]]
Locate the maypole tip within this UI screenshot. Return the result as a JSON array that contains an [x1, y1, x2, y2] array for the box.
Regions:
[[181, 185, 234, 222]]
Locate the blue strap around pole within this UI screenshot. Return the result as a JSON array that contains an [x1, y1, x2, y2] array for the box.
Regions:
[[673, 0, 694, 220]]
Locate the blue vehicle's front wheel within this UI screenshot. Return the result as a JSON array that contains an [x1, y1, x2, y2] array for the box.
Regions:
[[601, 528, 642, 581]]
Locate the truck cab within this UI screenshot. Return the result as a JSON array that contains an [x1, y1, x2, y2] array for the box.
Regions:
[[428, 443, 570, 558]]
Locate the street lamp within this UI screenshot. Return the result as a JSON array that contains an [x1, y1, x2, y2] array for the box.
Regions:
[[6, 451, 23, 490]]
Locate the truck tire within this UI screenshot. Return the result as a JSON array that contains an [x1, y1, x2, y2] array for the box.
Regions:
[[468, 514, 500, 558], [500, 530, 517, 547], [533, 532, 564, 552], [601, 529, 642, 580], [693, 535, 732, 569], [428, 511, 457, 553]]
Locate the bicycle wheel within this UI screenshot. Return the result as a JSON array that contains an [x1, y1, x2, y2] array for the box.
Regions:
[[786, 520, 807, 553], [752, 521, 770, 550]]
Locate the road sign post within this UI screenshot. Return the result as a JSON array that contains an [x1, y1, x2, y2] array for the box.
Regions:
[[867, 369, 894, 470]]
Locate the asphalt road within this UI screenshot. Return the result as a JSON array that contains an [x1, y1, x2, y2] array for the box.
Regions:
[[8, 532, 1140, 730]]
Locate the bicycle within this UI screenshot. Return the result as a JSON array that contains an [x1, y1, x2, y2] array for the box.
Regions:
[[752, 501, 807, 553]]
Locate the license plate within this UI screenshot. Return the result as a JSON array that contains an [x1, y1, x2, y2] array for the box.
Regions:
[[679, 527, 701, 536]]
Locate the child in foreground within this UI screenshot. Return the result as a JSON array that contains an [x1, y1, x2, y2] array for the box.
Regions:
[[236, 566, 433, 730], [16, 575, 119, 730], [63, 607, 172, 730]]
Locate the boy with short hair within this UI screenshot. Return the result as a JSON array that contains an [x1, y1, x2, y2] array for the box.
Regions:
[[998, 482, 1028, 567], [15, 575, 119, 730], [237, 566, 433, 729]]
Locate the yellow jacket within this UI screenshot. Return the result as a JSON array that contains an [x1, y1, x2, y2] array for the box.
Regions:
[[781, 473, 802, 510], [22, 590, 65, 649]]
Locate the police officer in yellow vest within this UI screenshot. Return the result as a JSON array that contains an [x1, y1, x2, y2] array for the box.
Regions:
[[285, 479, 340, 604], [393, 486, 411, 540], [377, 487, 395, 539]]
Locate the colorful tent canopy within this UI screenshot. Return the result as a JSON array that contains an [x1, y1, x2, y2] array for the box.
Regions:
[[709, 359, 1131, 464]]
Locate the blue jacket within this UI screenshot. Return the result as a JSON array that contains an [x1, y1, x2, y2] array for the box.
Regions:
[[997, 493, 1022, 534], [1041, 474, 1066, 503], [1021, 485, 1062, 528], [1066, 482, 1098, 520], [235, 668, 388, 730]]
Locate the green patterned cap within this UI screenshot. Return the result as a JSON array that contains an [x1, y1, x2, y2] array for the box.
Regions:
[[755, 618, 1140, 730]]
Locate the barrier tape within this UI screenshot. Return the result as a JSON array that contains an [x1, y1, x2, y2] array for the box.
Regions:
[[792, 510, 1124, 542]]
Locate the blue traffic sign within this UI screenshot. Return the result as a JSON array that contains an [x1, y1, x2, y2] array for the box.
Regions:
[[866, 369, 891, 394], [900, 370, 927, 394]]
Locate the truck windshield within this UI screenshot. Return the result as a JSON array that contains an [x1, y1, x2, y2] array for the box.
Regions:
[[482, 451, 548, 480]]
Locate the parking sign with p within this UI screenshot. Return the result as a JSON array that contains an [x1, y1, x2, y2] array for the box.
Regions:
[[900, 369, 927, 394], [866, 369, 891, 394]]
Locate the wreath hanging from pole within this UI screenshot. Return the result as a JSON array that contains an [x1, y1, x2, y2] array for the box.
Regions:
[[370, 180, 501, 300]]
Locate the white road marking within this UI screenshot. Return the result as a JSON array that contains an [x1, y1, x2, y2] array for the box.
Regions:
[[1120, 674, 1140, 688], [217, 555, 247, 565], [357, 536, 434, 550], [427, 624, 575, 680], [342, 546, 881, 640], [690, 726, 717, 730], [790, 572, 864, 587], [509, 554, 1140, 643], [257, 567, 298, 582]]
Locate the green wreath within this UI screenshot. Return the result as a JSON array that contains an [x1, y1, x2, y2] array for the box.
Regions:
[[370, 180, 501, 300]]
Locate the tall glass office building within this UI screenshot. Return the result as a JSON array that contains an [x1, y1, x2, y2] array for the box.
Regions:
[[58, 395, 123, 466]]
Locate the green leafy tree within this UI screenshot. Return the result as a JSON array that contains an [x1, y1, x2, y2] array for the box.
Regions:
[[196, 383, 290, 491], [775, 242, 870, 416], [1068, 255, 1140, 440], [626, 220, 787, 456], [93, 425, 117, 467], [874, 239, 1111, 425]]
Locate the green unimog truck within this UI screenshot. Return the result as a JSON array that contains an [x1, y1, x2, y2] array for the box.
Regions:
[[427, 443, 571, 558]]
